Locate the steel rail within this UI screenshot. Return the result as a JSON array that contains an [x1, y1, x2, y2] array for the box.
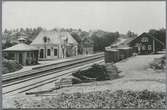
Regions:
[[3, 55, 103, 87], [3, 52, 104, 82], [3, 58, 104, 95]]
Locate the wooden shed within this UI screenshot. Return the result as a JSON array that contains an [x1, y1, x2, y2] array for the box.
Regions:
[[127, 33, 165, 55]]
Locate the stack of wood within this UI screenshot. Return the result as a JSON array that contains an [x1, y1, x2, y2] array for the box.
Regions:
[[105, 63, 119, 79]]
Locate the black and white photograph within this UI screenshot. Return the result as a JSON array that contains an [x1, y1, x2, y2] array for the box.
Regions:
[[2, 1, 166, 109]]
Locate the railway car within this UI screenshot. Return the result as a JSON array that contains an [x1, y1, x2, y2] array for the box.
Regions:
[[133, 46, 139, 55], [118, 47, 132, 60], [104, 48, 119, 63], [129, 48, 133, 57]]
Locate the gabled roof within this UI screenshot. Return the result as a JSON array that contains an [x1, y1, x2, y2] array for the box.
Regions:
[[70, 32, 82, 43], [3, 43, 38, 52], [60, 31, 78, 44], [127, 33, 165, 46], [31, 30, 78, 45]]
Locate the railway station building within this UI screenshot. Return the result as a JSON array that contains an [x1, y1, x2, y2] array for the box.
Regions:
[[3, 37, 39, 66], [31, 30, 78, 60]]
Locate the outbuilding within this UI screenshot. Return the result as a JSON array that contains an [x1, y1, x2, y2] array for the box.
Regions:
[[3, 38, 39, 66], [127, 33, 165, 55]]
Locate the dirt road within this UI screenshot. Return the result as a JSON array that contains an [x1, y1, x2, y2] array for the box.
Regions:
[[113, 54, 166, 92]]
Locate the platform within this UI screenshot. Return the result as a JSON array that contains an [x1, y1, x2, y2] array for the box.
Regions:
[[4, 53, 98, 75]]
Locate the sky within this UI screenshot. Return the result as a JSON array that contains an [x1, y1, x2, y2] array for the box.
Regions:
[[2, 1, 166, 34]]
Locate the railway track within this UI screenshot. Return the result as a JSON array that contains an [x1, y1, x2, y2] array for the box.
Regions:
[[3, 53, 104, 95], [3, 52, 103, 83]]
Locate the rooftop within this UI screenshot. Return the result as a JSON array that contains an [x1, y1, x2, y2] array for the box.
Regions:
[[3, 43, 38, 52], [31, 30, 78, 45]]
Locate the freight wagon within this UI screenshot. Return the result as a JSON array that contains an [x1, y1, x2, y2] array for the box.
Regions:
[[105, 46, 133, 63]]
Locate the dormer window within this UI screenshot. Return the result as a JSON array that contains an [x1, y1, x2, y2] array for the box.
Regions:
[[47, 49, 51, 56], [18, 37, 26, 43]]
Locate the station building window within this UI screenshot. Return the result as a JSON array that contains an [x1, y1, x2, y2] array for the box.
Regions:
[[54, 49, 57, 56], [47, 49, 51, 56], [40, 49, 44, 58]]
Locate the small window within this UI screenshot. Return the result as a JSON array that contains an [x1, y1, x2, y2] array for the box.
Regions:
[[141, 37, 148, 42], [54, 49, 57, 56], [148, 45, 152, 50], [47, 49, 51, 56]]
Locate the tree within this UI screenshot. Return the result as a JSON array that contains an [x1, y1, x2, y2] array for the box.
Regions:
[[2, 40, 13, 49], [91, 31, 119, 52], [4, 29, 9, 33], [20, 28, 25, 33], [126, 31, 138, 38]]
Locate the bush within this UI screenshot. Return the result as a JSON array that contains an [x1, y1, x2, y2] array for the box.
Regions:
[[82, 64, 109, 81], [72, 64, 119, 84], [150, 56, 166, 70], [14, 90, 166, 108], [2, 59, 23, 74]]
